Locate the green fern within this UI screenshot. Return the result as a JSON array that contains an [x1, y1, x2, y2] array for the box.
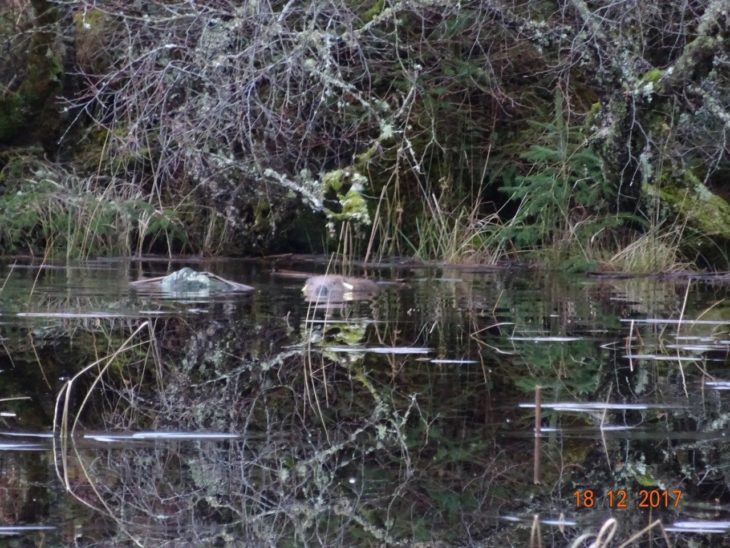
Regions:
[[499, 91, 616, 252]]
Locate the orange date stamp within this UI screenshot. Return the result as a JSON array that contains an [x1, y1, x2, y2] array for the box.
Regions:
[[574, 489, 682, 509]]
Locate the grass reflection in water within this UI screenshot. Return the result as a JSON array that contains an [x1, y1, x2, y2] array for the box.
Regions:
[[2, 262, 730, 545]]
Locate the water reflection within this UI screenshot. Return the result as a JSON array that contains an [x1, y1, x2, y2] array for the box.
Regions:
[[1, 259, 730, 545]]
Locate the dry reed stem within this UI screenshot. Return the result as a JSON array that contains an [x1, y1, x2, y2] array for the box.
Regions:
[[51, 321, 151, 546], [28, 245, 50, 299], [529, 513, 542, 548], [676, 280, 690, 397], [27, 332, 52, 390], [617, 519, 670, 547], [0, 261, 16, 293], [533, 385, 541, 485], [599, 384, 613, 473]]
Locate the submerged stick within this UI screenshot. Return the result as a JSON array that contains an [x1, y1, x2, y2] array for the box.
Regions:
[[530, 513, 542, 548], [533, 385, 541, 485], [676, 280, 691, 398]]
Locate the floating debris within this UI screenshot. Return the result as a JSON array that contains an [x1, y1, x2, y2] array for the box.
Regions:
[[83, 431, 241, 442], [509, 336, 583, 342], [620, 318, 730, 326], [539, 425, 634, 432], [666, 521, 730, 534], [304, 318, 379, 325], [0, 525, 55, 536], [519, 402, 686, 411], [325, 346, 432, 354], [665, 344, 727, 351], [270, 269, 313, 279], [498, 515, 577, 527], [16, 311, 142, 319], [623, 354, 704, 362], [0, 442, 46, 451], [0, 431, 53, 438]]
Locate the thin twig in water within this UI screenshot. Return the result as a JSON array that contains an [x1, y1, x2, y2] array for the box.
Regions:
[[599, 384, 613, 473], [533, 385, 541, 485], [51, 321, 150, 547], [28, 332, 52, 390], [529, 513, 542, 548], [28, 245, 51, 300], [676, 280, 691, 397], [617, 519, 668, 547], [592, 517, 617, 547], [0, 261, 16, 293]]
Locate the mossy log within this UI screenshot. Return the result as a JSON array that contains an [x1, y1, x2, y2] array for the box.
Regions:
[[645, 171, 730, 240]]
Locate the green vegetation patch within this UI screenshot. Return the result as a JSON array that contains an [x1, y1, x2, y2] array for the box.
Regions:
[[645, 171, 730, 240], [0, 155, 187, 258]]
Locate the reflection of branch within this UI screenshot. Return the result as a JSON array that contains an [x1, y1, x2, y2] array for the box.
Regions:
[[79, 333, 418, 543], [332, 497, 408, 546], [191, 349, 304, 386], [53, 321, 151, 547]]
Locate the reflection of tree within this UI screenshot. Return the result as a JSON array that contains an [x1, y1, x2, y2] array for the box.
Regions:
[[13, 268, 711, 546], [52, 307, 523, 546], [0, 452, 33, 523], [1, 268, 721, 546]]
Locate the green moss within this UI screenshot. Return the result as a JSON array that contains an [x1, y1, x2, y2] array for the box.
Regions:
[[640, 68, 663, 84], [338, 186, 369, 221], [354, 142, 378, 171], [322, 169, 345, 193], [254, 198, 270, 227], [322, 169, 371, 226], [645, 170, 730, 239], [362, 0, 385, 23]]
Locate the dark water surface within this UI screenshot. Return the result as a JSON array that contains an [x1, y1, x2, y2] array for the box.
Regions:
[[2, 257, 730, 546]]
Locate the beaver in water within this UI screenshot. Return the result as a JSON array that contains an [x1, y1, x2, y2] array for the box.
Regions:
[[302, 275, 380, 302]]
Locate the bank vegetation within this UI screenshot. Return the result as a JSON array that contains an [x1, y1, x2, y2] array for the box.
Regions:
[[1, 0, 729, 271]]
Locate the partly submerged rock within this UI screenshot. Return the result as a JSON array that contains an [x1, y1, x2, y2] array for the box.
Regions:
[[130, 267, 253, 295], [302, 275, 380, 302]]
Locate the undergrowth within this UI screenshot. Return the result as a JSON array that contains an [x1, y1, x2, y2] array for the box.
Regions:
[[411, 195, 502, 264], [497, 93, 621, 260], [487, 91, 693, 272], [0, 156, 188, 258]]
